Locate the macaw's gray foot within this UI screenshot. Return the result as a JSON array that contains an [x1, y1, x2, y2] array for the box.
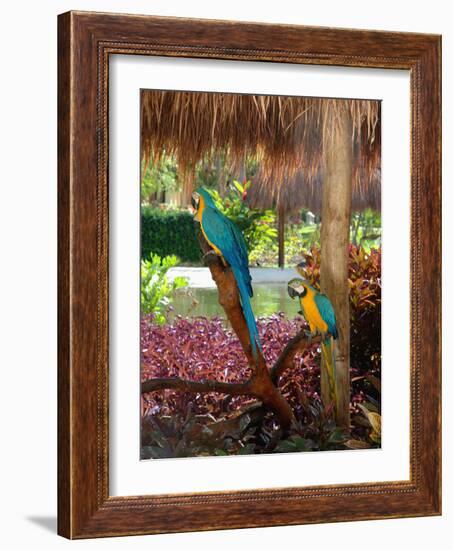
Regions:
[[203, 250, 218, 259], [202, 250, 219, 265], [304, 330, 313, 343]]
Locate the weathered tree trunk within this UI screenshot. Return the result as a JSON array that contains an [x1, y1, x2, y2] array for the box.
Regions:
[[278, 206, 285, 268], [237, 156, 246, 184], [197, 235, 296, 430], [180, 184, 193, 206], [179, 168, 195, 206], [320, 104, 352, 430], [277, 207, 285, 269], [216, 155, 227, 196]]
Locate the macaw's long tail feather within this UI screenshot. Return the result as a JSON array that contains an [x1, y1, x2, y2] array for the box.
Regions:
[[232, 266, 262, 360], [321, 337, 337, 405]]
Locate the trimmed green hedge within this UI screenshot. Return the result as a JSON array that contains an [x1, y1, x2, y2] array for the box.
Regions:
[[141, 207, 202, 263]]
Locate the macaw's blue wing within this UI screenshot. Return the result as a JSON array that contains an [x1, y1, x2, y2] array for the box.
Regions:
[[201, 208, 253, 297], [201, 207, 260, 356], [314, 293, 338, 339]]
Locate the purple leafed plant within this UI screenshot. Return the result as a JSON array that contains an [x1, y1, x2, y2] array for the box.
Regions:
[[141, 313, 322, 419]]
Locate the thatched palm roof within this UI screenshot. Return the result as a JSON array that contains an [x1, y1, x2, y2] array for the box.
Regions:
[[248, 119, 381, 214], [141, 90, 380, 210]]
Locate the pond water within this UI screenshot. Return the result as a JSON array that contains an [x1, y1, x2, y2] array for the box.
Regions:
[[170, 283, 297, 320]]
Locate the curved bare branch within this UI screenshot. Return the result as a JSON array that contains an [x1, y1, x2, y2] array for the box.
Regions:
[[270, 333, 323, 383]]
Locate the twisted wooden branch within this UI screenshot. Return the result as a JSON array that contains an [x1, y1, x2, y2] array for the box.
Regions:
[[270, 333, 323, 383]]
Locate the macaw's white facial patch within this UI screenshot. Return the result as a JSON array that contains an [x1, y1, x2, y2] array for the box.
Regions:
[[293, 284, 306, 296], [288, 279, 306, 297]]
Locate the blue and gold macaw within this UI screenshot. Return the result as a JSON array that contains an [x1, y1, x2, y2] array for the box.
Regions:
[[191, 187, 262, 359], [287, 278, 338, 404]]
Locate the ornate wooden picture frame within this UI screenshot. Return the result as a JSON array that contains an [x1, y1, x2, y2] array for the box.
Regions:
[[58, 11, 441, 538]]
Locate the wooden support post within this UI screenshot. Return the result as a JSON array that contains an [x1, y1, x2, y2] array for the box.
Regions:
[[320, 104, 352, 430], [278, 206, 285, 269]]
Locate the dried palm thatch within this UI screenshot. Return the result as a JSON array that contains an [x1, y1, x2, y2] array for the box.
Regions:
[[141, 90, 380, 209], [248, 114, 381, 214]]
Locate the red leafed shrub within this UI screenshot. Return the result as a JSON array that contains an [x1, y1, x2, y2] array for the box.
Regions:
[[141, 313, 320, 419]]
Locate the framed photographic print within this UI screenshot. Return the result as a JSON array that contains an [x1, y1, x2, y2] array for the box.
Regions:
[[58, 11, 441, 538]]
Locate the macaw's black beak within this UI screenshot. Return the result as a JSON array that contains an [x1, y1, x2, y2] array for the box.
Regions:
[[298, 310, 304, 316], [191, 191, 201, 211], [287, 285, 299, 300], [288, 278, 306, 299]]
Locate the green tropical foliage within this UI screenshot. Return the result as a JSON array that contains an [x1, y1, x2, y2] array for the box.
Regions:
[[350, 208, 381, 251], [141, 253, 188, 323], [141, 156, 179, 203], [208, 181, 277, 252], [141, 399, 350, 459], [141, 206, 202, 263], [249, 223, 321, 266]]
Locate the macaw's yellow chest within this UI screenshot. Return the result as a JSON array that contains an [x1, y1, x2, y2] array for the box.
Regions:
[[195, 198, 223, 257], [301, 290, 328, 334]]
